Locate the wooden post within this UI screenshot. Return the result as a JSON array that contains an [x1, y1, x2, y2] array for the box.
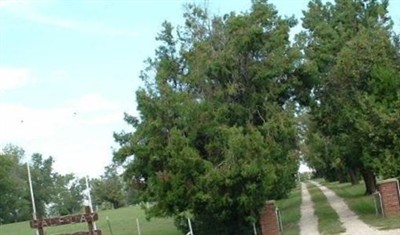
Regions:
[[85, 206, 94, 233], [38, 227, 44, 235]]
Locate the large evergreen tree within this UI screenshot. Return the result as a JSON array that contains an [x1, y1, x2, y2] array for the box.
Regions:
[[114, 1, 300, 234]]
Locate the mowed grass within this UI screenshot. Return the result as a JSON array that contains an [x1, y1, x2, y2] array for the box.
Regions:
[[307, 183, 345, 235], [276, 184, 301, 235], [0, 206, 181, 235], [1, 189, 303, 235], [324, 181, 400, 230]]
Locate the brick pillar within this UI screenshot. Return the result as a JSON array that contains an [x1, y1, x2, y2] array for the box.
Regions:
[[377, 178, 400, 217], [259, 200, 281, 235]]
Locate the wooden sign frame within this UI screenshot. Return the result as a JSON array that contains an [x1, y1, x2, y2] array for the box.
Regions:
[[30, 206, 102, 235]]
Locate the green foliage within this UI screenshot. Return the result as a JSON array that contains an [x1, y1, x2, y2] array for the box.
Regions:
[[114, 1, 300, 234], [0, 145, 31, 224], [29, 153, 57, 218], [299, 0, 400, 191], [92, 164, 126, 209], [0, 145, 86, 223], [49, 174, 86, 216]]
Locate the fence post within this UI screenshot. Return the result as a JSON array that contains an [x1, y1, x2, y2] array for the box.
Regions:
[[253, 223, 258, 235], [186, 218, 194, 235], [136, 218, 141, 235], [84, 206, 94, 233], [106, 216, 114, 235], [38, 227, 44, 235]]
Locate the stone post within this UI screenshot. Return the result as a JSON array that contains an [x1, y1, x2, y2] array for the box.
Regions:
[[259, 200, 281, 235], [377, 178, 400, 217]]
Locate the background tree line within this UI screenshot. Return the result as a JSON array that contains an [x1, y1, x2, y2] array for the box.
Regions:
[[113, 0, 399, 234], [0, 144, 132, 224]]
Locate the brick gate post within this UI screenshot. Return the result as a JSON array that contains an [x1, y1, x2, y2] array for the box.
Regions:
[[259, 200, 281, 235], [377, 178, 400, 217]]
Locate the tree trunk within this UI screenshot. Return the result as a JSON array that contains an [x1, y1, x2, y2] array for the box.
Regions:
[[112, 201, 119, 209], [338, 169, 348, 183], [348, 168, 359, 185], [361, 168, 377, 195]]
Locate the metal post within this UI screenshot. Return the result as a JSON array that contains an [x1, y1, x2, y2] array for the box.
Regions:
[[136, 218, 141, 235], [252, 223, 257, 235], [276, 208, 283, 233], [27, 163, 39, 235], [106, 216, 114, 235], [186, 218, 193, 235]]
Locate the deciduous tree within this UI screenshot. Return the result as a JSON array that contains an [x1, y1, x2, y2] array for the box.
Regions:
[[91, 165, 125, 209]]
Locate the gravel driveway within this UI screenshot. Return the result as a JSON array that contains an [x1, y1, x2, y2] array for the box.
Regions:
[[305, 181, 400, 235]]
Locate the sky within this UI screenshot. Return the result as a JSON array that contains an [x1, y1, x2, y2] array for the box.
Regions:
[[1, 0, 399, 178]]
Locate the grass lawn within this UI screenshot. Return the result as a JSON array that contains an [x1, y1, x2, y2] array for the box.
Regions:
[[276, 184, 301, 235], [307, 183, 345, 235], [1, 188, 303, 235], [0, 206, 182, 235], [323, 181, 400, 230]]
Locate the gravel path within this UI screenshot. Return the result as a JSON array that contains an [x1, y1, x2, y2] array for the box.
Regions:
[[299, 182, 319, 235], [310, 181, 400, 235]]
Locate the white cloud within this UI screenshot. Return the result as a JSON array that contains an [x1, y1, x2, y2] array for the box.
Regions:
[[72, 93, 120, 113], [0, 93, 127, 177], [0, 67, 34, 91], [84, 113, 122, 125]]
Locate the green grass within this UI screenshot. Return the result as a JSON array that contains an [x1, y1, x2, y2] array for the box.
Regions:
[[1, 190, 303, 235], [307, 183, 345, 235], [0, 206, 181, 235], [323, 181, 400, 230], [276, 184, 301, 235]]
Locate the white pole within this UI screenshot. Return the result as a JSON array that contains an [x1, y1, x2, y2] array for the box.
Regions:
[[187, 218, 193, 235], [253, 223, 257, 235], [27, 163, 39, 235], [136, 218, 141, 235], [86, 176, 97, 230]]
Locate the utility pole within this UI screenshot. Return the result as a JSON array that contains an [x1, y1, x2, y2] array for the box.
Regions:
[[27, 163, 39, 235]]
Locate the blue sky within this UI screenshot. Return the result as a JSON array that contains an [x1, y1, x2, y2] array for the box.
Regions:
[[1, 0, 399, 177]]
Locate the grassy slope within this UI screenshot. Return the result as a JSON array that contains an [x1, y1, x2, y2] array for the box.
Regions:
[[307, 183, 345, 235], [0, 206, 181, 235], [324, 181, 400, 230], [276, 184, 302, 235], [1, 189, 303, 235]]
